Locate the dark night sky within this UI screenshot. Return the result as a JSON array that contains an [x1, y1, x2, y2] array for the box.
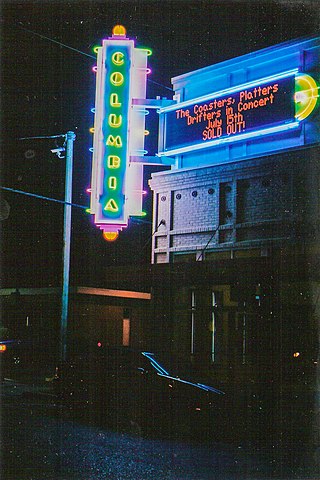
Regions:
[[1, 0, 319, 287]]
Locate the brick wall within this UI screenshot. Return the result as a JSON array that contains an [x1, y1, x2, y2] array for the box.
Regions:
[[149, 149, 320, 263]]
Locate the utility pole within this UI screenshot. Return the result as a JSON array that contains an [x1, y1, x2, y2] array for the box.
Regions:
[[60, 131, 76, 362]]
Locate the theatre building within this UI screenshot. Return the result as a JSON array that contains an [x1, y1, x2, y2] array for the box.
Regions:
[[148, 35, 320, 397]]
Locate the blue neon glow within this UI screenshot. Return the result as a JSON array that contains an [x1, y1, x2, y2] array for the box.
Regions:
[[142, 352, 170, 375], [142, 352, 225, 394], [157, 373, 225, 394], [157, 121, 300, 157], [133, 149, 148, 155], [159, 68, 299, 114], [135, 109, 150, 115]]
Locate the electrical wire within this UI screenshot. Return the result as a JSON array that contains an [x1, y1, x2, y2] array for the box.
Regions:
[[141, 219, 165, 251], [19, 134, 66, 140], [17, 24, 96, 59], [0, 186, 88, 210], [16, 24, 174, 92], [0, 186, 153, 226], [196, 226, 219, 261]]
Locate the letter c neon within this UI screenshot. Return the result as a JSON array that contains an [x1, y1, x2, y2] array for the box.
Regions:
[[111, 51, 125, 66]]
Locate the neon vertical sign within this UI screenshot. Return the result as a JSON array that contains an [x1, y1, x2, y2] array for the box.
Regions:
[[89, 26, 149, 240], [102, 44, 130, 222]]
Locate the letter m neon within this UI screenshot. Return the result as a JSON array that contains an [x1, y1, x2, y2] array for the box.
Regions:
[[106, 135, 122, 148]]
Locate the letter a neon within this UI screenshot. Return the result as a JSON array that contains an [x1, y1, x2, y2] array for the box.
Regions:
[[104, 199, 119, 212]]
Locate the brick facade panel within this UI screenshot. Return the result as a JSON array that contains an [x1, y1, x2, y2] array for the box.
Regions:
[[150, 150, 320, 262]]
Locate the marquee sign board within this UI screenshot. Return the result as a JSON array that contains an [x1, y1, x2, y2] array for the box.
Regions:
[[157, 71, 318, 157]]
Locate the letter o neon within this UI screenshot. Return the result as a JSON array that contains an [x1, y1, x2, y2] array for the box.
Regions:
[[110, 72, 124, 86]]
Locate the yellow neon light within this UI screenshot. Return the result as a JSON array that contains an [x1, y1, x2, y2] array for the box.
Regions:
[[105, 199, 119, 212], [144, 130, 150, 136], [138, 47, 153, 56], [108, 177, 117, 190], [111, 51, 125, 66], [106, 135, 122, 148], [133, 211, 147, 217], [295, 74, 319, 121], [103, 231, 119, 241], [93, 46, 100, 54], [108, 114, 122, 128], [107, 155, 121, 169], [89, 127, 95, 133], [110, 71, 124, 87], [110, 93, 122, 108], [112, 25, 126, 37]]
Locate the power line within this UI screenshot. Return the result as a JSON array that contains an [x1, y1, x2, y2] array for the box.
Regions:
[[19, 134, 66, 140], [17, 24, 96, 59], [1, 186, 153, 225], [0, 186, 88, 210], [196, 227, 219, 261], [16, 23, 174, 92], [141, 219, 165, 251], [148, 79, 173, 92]]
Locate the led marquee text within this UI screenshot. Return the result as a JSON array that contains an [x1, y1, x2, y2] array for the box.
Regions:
[[163, 75, 295, 152]]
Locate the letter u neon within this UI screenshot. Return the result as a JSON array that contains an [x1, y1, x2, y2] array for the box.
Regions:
[[108, 114, 122, 128]]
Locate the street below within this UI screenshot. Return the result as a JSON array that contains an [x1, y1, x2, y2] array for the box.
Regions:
[[1, 380, 318, 479]]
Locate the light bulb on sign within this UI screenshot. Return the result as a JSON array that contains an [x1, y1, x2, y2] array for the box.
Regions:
[[103, 231, 119, 242], [295, 74, 319, 120], [112, 25, 127, 37]]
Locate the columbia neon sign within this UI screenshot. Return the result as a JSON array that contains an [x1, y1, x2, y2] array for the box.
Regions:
[[89, 26, 150, 241]]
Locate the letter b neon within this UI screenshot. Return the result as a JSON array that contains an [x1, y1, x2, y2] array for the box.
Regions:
[[107, 155, 121, 168]]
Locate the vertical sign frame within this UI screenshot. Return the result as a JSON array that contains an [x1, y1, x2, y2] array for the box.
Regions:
[[90, 27, 148, 240]]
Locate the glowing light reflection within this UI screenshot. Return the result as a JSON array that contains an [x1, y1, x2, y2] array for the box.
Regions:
[[295, 74, 319, 120], [159, 69, 299, 114], [158, 121, 300, 157]]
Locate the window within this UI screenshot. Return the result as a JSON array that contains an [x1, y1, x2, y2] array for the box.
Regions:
[[211, 291, 216, 362], [191, 289, 196, 355], [122, 318, 130, 346]]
